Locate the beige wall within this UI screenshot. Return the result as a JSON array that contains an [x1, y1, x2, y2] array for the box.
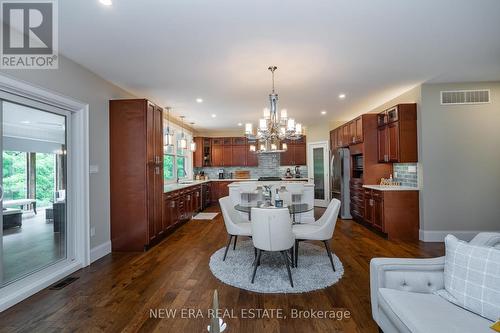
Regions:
[[1, 56, 136, 249], [420, 82, 500, 238], [350, 82, 500, 240]]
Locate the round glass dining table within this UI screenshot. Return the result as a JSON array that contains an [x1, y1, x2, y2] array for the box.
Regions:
[[234, 203, 313, 223]]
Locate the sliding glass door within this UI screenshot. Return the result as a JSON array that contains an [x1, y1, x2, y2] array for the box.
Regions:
[[0, 100, 68, 286]]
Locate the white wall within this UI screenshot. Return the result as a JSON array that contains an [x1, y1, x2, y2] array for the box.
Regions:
[[1, 55, 136, 249], [419, 82, 500, 240]]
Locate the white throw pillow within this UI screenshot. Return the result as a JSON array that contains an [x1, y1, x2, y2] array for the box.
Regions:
[[437, 234, 500, 322]]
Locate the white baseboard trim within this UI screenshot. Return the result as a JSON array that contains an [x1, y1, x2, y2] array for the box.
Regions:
[[90, 240, 112, 263], [419, 230, 483, 242]]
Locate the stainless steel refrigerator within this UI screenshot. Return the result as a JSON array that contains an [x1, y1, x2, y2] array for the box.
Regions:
[[330, 147, 352, 219]]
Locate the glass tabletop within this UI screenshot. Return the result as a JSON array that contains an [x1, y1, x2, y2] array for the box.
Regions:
[[234, 203, 313, 214]]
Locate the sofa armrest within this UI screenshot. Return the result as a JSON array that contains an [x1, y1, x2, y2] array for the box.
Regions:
[[370, 257, 445, 323]]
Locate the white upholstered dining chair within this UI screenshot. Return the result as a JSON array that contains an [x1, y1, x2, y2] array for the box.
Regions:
[[219, 196, 252, 261], [292, 198, 341, 271], [250, 207, 295, 287]]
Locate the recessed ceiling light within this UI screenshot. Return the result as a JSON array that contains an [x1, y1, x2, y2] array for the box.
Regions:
[[211, 114, 217, 118], [338, 93, 346, 100], [21, 120, 31, 124], [99, 0, 112, 6], [196, 98, 203, 103], [321, 110, 327, 115], [237, 122, 242, 126]]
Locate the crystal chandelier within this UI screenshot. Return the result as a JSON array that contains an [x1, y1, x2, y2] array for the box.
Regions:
[[244, 66, 303, 153]]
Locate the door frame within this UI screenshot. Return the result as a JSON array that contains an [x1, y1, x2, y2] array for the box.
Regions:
[[0, 73, 90, 312], [307, 140, 330, 207]]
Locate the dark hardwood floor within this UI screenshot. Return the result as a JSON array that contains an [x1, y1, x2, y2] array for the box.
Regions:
[[0, 206, 444, 332]]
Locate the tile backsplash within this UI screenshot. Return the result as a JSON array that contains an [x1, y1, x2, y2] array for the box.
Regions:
[[193, 152, 308, 179], [393, 163, 419, 188]]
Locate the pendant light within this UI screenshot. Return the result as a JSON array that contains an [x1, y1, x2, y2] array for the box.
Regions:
[[189, 122, 197, 152], [178, 116, 187, 149], [164, 107, 174, 147]]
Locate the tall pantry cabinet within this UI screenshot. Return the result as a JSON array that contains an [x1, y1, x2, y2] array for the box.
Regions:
[[110, 99, 164, 251]]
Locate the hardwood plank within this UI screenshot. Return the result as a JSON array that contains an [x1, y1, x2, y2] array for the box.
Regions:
[[0, 205, 443, 333]]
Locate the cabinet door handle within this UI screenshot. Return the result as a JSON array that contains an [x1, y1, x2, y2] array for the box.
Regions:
[[155, 166, 160, 174]]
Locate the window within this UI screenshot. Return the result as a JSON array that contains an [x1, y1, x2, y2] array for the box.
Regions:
[[163, 122, 192, 183], [176, 156, 185, 177], [2, 151, 27, 201], [163, 155, 175, 181]]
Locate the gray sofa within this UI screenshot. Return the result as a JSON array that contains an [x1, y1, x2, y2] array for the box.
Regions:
[[370, 232, 500, 333]]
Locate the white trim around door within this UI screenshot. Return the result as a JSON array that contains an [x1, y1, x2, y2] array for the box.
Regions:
[[307, 141, 330, 207], [0, 73, 90, 312]]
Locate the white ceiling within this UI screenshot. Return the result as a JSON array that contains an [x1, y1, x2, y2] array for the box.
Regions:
[[59, 0, 500, 131]]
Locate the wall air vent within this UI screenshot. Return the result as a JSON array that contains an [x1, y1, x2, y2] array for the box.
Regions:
[[441, 90, 490, 105]]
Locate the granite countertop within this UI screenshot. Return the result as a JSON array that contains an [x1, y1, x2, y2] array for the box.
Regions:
[[164, 180, 210, 193], [362, 185, 419, 191], [164, 178, 312, 193]]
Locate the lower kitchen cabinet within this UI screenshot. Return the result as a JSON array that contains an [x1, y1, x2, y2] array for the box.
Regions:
[[349, 179, 364, 220], [163, 185, 203, 230], [363, 188, 419, 241], [211, 181, 230, 204]]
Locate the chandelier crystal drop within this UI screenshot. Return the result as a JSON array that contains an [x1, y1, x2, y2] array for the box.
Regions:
[[244, 66, 303, 153]]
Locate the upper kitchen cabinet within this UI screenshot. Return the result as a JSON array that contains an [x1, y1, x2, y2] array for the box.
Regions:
[[330, 115, 365, 149], [210, 137, 234, 166], [354, 116, 363, 143], [200, 136, 255, 167], [231, 137, 247, 166], [193, 137, 204, 168], [280, 136, 307, 166], [377, 104, 418, 163], [211, 138, 224, 166], [246, 141, 258, 166]]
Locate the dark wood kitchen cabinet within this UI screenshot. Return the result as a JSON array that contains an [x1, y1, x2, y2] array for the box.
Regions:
[[211, 139, 224, 166], [163, 185, 202, 229], [377, 104, 417, 163], [163, 194, 179, 230], [342, 124, 350, 147], [232, 137, 248, 166], [364, 190, 384, 232], [354, 116, 363, 143], [110, 99, 164, 251], [222, 146, 233, 166], [363, 188, 419, 241], [209, 137, 247, 167], [193, 137, 204, 167], [280, 137, 307, 166], [232, 145, 247, 166], [211, 181, 231, 204], [330, 116, 365, 149], [247, 147, 258, 166]]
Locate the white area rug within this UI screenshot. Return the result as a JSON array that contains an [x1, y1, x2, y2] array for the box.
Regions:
[[193, 212, 219, 220], [209, 239, 343, 293]]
